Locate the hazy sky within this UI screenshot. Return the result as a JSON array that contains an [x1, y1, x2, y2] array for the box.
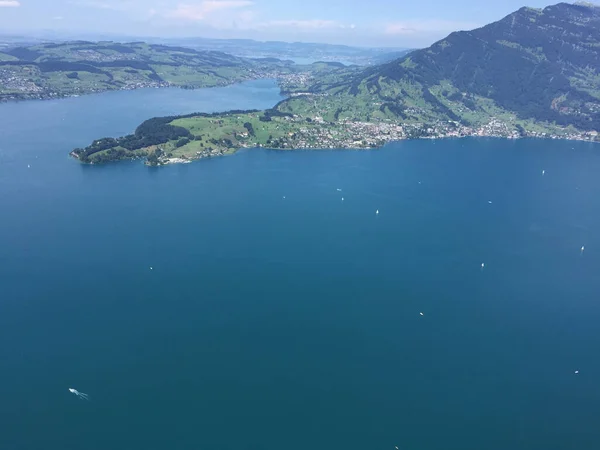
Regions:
[[0, 0, 589, 47]]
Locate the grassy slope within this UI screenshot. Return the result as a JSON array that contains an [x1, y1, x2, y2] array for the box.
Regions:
[[73, 3, 600, 164], [317, 3, 600, 130], [82, 112, 315, 163], [78, 99, 597, 165], [0, 41, 304, 100], [0, 52, 18, 61]]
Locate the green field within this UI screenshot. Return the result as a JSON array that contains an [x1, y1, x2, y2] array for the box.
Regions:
[[0, 41, 343, 101], [170, 113, 315, 154], [73, 108, 352, 165], [70, 3, 600, 165]]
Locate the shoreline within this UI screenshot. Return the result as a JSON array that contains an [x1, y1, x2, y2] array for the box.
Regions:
[[104, 133, 599, 167], [62, 87, 598, 166], [0, 74, 288, 104], [147, 122, 600, 166]]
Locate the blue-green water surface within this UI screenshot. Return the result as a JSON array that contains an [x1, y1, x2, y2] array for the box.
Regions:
[[1, 80, 600, 450]]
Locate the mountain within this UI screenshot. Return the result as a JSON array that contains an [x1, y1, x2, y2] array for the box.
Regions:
[[72, 3, 600, 165], [1, 33, 407, 66], [280, 2, 600, 131], [151, 38, 408, 65]]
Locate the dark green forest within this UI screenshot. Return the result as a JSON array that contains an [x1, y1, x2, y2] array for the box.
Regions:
[[72, 110, 260, 162]]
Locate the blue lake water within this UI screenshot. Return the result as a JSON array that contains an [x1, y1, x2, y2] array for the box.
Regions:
[[1, 80, 600, 450]]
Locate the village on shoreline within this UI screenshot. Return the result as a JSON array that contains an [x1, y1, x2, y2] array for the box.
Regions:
[[153, 115, 599, 166]]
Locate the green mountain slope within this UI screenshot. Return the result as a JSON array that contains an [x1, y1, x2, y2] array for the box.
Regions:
[[72, 2, 600, 165], [0, 41, 304, 101], [282, 2, 600, 130]]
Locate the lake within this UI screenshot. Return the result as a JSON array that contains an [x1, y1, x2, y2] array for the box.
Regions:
[[1, 80, 600, 450]]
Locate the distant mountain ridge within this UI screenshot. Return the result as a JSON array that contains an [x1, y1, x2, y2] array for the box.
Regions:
[[0, 33, 407, 66], [128, 37, 409, 65]]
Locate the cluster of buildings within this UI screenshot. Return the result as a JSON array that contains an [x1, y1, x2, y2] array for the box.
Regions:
[[187, 113, 598, 165], [408, 118, 522, 139], [0, 66, 169, 101], [269, 71, 313, 93], [431, 118, 599, 142], [194, 148, 227, 158], [0, 67, 43, 98], [68, 49, 139, 63], [252, 116, 599, 153], [0, 57, 325, 101], [284, 119, 405, 149], [106, 112, 599, 166]]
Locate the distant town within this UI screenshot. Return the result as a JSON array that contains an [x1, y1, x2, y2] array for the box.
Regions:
[[149, 115, 599, 166], [0, 40, 343, 102], [235, 116, 599, 151], [0, 66, 312, 102]]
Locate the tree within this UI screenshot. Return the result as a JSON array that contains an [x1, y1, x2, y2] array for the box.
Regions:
[[147, 148, 162, 166], [243, 122, 255, 136], [176, 137, 190, 148]]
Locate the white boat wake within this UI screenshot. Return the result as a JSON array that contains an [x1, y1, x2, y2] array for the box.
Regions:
[[68, 388, 90, 400]]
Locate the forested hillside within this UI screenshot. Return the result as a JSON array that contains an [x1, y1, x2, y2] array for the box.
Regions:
[[288, 2, 600, 130]]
